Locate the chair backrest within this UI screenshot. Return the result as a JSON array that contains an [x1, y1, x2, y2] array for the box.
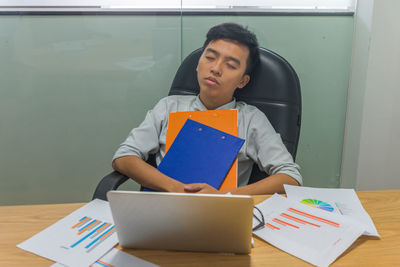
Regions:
[[169, 47, 301, 184]]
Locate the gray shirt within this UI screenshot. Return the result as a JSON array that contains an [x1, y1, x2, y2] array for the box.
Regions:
[[113, 95, 302, 186]]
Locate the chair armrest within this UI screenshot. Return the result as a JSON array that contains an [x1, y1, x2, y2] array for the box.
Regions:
[[92, 171, 129, 201]]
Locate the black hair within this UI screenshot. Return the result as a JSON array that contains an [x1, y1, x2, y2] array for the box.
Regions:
[[203, 23, 260, 76]]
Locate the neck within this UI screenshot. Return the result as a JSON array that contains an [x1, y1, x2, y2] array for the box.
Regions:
[[199, 95, 232, 110]]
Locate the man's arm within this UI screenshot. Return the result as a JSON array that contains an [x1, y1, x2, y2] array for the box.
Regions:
[[184, 173, 299, 195], [112, 97, 186, 192], [113, 155, 185, 192], [228, 173, 299, 194]]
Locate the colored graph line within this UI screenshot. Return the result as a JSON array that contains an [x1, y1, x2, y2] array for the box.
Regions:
[[96, 223, 110, 233], [78, 219, 95, 231], [92, 260, 115, 267], [265, 223, 280, 230], [288, 208, 340, 227], [99, 227, 115, 241], [85, 226, 115, 249], [335, 203, 344, 215], [280, 213, 320, 227], [70, 222, 108, 248], [90, 223, 111, 239], [78, 220, 100, 235], [273, 218, 300, 229], [86, 228, 116, 253], [72, 216, 90, 229]]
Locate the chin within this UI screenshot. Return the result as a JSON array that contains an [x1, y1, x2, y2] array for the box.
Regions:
[[200, 89, 219, 99]]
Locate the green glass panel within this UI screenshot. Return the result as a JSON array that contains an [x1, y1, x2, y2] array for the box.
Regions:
[[0, 15, 181, 205]]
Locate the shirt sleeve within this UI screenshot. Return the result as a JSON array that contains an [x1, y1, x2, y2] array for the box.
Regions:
[[246, 109, 303, 185], [112, 97, 168, 162]]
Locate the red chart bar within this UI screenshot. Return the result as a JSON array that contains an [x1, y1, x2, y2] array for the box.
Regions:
[[94, 260, 115, 267], [265, 223, 280, 230], [78, 220, 99, 235], [273, 218, 300, 229], [281, 213, 320, 227], [100, 227, 115, 240], [72, 216, 91, 229], [96, 223, 110, 233], [288, 208, 340, 227]]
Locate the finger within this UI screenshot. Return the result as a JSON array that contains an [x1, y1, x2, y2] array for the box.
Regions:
[[184, 184, 203, 192]]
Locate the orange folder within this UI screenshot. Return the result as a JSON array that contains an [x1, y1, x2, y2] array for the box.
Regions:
[[166, 110, 239, 190]]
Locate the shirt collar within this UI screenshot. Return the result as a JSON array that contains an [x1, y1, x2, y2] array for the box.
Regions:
[[194, 95, 237, 110]]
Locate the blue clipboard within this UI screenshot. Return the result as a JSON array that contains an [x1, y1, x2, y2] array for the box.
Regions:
[[157, 119, 245, 189]]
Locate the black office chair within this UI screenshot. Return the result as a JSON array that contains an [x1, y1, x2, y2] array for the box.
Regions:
[[93, 47, 301, 201]]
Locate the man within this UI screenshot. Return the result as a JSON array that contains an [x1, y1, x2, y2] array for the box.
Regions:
[[112, 23, 302, 195]]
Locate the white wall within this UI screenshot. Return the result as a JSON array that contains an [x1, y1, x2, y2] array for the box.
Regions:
[[340, 0, 374, 188], [355, 0, 400, 189], [341, 0, 400, 190]]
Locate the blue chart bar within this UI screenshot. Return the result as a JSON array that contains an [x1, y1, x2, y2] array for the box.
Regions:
[[90, 223, 110, 239], [78, 219, 98, 232], [93, 260, 112, 267], [72, 216, 91, 229], [85, 226, 115, 249], [70, 222, 108, 248]]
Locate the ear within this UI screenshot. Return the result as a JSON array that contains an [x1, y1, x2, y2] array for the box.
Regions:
[[237, 74, 250, 89]]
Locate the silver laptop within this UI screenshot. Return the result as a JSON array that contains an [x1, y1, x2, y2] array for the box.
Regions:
[[107, 191, 254, 254]]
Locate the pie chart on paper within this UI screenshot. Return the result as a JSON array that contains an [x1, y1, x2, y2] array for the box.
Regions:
[[300, 199, 334, 212]]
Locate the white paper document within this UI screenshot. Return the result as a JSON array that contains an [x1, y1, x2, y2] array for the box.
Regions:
[[253, 194, 366, 267], [51, 248, 159, 267], [284, 185, 379, 236], [18, 199, 118, 267]]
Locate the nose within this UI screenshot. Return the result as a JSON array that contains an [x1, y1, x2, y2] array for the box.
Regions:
[[210, 61, 222, 77]]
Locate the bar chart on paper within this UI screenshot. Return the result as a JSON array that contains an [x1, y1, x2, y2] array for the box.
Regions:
[[264, 207, 340, 231], [67, 216, 115, 252], [253, 194, 365, 266], [284, 184, 380, 236], [17, 199, 118, 267]]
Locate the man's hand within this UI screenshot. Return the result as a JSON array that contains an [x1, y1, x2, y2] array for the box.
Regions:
[[184, 183, 221, 194], [113, 155, 186, 193]]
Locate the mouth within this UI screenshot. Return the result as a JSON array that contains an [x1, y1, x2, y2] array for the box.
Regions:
[[204, 77, 219, 86]]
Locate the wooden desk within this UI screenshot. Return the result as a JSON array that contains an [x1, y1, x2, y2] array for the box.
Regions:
[[1, 190, 399, 266]]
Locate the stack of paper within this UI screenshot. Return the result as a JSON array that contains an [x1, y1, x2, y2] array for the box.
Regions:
[[253, 194, 366, 266], [17, 199, 118, 267], [284, 185, 379, 236], [17, 199, 158, 267]]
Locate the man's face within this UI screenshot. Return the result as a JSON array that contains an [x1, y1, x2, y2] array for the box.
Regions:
[[196, 39, 250, 109]]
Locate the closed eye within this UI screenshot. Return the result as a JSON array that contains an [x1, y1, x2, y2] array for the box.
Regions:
[[226, 63, 237, 70]]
